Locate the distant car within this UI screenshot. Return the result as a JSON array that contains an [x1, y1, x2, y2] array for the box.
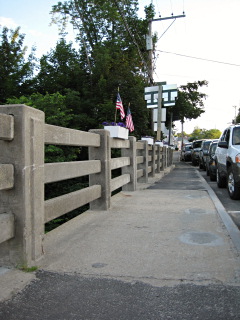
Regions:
[[199, 139, 219, 170], [206, 141, 218, 181], [191, 140, 206, 166], [180, 143, 192, 161]]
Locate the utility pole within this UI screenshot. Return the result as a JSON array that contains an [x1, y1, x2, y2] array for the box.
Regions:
[[147, 12, 185, 138], [233, 105, 237, 124], [156, 85, 162, 140]]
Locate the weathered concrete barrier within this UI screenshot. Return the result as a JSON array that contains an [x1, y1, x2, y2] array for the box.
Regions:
[[0, 104, 173, 266]]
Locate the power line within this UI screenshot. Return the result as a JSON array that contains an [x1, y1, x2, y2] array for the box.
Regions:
[[157, 50, 240, 67]]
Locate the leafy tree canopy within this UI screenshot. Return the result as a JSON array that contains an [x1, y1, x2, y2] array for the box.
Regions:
[[235, 108, 240, 124], [188, 127, 221, 141], [0, 26, 37, 103], [169, 81, 208, 125]]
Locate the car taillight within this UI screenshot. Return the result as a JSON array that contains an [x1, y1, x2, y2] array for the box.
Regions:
[[236, 154, 240, 163]]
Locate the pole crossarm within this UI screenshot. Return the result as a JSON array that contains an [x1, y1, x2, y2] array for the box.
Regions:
[[151, 14, 186, 22]]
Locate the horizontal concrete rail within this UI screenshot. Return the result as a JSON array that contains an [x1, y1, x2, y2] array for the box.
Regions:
[[110, 139, 130, 149], [0, 164, 14, 190], [137, 169, 144, 179], [111, 174, 130, 192], [45, 185, 101, 223], [137, 156, 144, 164], [110, 157, 130, 170], [44, 160, 101, 184], [45, 124, 100, 147], [0, 114, 14, 141], [0, 213, 14, 244], [136, 142, 144, 150]]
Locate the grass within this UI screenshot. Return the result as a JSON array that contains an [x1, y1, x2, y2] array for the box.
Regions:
[[17, 265, 38, 272]]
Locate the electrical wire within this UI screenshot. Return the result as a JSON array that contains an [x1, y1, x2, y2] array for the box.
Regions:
[[157, 50, 240, 67]]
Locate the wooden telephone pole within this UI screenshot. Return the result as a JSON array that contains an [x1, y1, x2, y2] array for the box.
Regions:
[[147, 12, 185, 139]]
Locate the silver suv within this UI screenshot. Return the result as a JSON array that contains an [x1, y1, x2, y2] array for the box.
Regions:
[[215, 124, 240, 199]]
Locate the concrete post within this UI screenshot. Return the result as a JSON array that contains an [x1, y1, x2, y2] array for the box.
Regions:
[[0, 105, 45, 266], [122, 136, 137, 191], [150, 144, 156, 177], [159, 147, 164, 171], [156, 145, 161, 173], [138, 140, 148, 183], [89, 129, 111, 210], [162, 146, 167, 170]]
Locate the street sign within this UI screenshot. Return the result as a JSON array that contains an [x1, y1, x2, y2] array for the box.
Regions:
[[144, 84, 178, 108]]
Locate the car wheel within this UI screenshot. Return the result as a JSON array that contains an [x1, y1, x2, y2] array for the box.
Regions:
[[206, 167, 210, 176], [216, 167, 226, 188], [209, 172, 216, 181], [199, 161, 203, 169], [227, 167, 240, 200]]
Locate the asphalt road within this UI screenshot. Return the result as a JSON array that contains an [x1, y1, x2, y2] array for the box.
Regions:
[[198, 166, 240, 213], [1, 271, 240, 320]]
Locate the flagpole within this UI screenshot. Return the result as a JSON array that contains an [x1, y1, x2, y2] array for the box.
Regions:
[[114, 107, 117, 125], [114, 87, 120, 125]]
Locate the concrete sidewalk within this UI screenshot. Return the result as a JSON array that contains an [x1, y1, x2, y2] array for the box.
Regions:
[[41, 177, 240, 287], [1, 155, 240, 319]]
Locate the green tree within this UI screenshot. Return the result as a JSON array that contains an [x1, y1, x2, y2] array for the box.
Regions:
[[49, 0, 152, 137], [7, 93, 78, 163], [203, 128, 221, 139], [189, 127, 221, 141], [36, 38, 86, 95], [171, 81, 208, 125], [236, 108, 240, 124], [0, 26, 36, 103]]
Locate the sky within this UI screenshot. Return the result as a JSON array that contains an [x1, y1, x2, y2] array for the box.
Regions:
[[1, 0, 240, 134]]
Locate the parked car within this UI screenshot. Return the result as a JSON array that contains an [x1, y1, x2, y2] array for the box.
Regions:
[[215, 124, 240, 200], [190, 139, 206, 166], [199, 140, 213, 170], [180, 143, 192, 161], [205, 140, 218, 181]]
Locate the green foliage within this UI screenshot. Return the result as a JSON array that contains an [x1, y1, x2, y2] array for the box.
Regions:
[[17, 265, 38, 272], [0, 26, 36, 103], [236, 108, 240, 124], [7, 93, 80, 163], [169, 80, 208, 125], [36, 39, 86, 95], [7, 92, 73, 126], [189, 127, 221, 140]]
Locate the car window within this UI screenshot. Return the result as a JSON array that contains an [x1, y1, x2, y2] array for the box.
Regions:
[[232, 127, 240, 145], [225, 129, 230, 145], [210, 143, 217, 154], [220, 129, 230, 145], [220, 130, 227, 142], [193, 141, 202, 148], [203, 141, 211, 150]]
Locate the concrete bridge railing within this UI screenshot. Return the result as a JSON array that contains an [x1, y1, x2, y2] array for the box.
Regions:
[[0, 104, 173, 266]]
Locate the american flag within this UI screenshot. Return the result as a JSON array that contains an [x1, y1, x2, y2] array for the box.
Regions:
[[126, 107, 134, 132], [116, 93, 125, 119]]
